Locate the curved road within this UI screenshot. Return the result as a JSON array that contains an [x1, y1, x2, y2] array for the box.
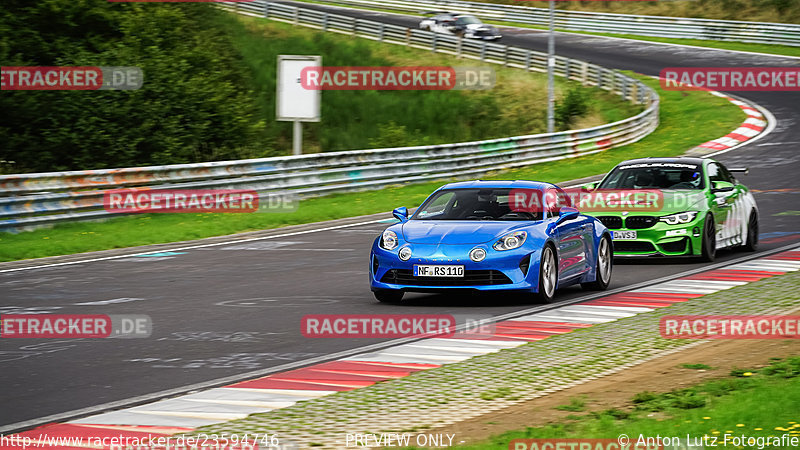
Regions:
[[1, 3, 799, 429]]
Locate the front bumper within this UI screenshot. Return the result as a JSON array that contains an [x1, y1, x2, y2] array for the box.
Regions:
[[609, 217, 704, 257], [370, 242, 539, 293]]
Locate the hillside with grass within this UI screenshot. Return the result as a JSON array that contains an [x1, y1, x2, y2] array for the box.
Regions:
[[1, 0, 638, 174]]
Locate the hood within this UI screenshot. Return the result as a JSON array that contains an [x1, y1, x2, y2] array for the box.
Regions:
[[401, 220, 526, 245], [466, 23, 494, 31]]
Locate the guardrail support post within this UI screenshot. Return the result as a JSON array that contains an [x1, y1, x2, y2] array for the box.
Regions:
[[432, 34, 437, 52], [524, 50, 531, 71], [353, 18, 358, 37], [457, 36, 463, 58], [293, 7, 299, 25], [596, 68, 603, 88], [581, 62, 589, 86], [406, 29, 411, 46], [480, 42, 486, 62], [504, 46, 509, 66], [323, 13, 328, 31], [379, 23, 384, 41], [263, 2, 269, 18], [564, 58, 571, 80], [630, 82, 638, 104]]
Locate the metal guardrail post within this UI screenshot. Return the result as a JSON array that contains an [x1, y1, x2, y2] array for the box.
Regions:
[[524, 50, 531, 71], [581, 62, 589, 86], [263, 2, 269, 18], [480, 42, 486, 61], [379, 23, 384, 41], [432, 33, 437, 52], [323, 13, 328, 31], [293, 7, 299, 25], [456, 36, 463, 58], [405, 28, 411, 46]]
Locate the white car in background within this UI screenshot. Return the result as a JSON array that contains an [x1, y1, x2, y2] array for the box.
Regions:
[[419, 13, 502, 40]]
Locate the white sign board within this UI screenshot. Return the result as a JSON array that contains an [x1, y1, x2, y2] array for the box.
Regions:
[[276, 55, 321, 122]]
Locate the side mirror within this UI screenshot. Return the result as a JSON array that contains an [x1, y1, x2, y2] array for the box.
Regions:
[[557, 206, 580, 222], [393, 206, 409, 222], [711, 181, 735, 193], [582, 182, 598, 192]]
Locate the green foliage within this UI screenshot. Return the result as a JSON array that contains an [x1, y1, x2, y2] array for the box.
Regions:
[[555, 87, 589, 130], [0, 0, 262, 172], [554, 397, 586, 412], [681, 363, 713, 370]]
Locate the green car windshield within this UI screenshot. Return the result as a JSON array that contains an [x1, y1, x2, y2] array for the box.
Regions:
[[598, 163, 705, 190]]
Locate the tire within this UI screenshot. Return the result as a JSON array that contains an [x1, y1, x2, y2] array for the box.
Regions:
[[699, 214, 717, 262], [535, 245, 558, 303], [582, 235, 612, 291], [374, 290, 404, 303], [740, 210, 759, 252]]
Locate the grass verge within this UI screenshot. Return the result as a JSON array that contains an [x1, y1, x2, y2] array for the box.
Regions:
[[426, 356, 800, 450], [0, 75, 744, 262]]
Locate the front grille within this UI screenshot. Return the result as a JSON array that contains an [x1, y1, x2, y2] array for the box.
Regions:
[[597, 216, 623, 230], [660, 238, 688, 253], [625, 216, 657, 229], [380, 269, 512, 286], [614, 241, 656, 252]]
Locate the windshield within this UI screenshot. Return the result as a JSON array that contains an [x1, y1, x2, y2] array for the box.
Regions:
[[598, 163, 705, 190], [412, 188, 543, 221], [456, 16, 482, 25]]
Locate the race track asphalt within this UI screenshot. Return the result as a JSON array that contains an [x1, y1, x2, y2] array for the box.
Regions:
[[1, 4, 798, 429]]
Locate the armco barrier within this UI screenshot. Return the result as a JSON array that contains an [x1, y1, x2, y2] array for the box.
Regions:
[[0, 2, 659, 232], [295, 0, 800, 46]]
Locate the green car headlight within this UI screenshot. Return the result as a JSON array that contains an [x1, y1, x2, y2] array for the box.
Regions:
[[659, 211, 698, 225]]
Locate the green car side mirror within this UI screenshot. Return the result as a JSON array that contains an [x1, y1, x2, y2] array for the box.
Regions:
[[582, 182, 599, 192], [711, 181, 735, 193]]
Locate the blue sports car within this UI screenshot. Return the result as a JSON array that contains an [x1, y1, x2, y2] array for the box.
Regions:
[[369, 180, 613, 303]]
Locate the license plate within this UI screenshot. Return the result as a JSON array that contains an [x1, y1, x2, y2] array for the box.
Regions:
[[613, 230, 638, 240], [414, 265, 464, 277]]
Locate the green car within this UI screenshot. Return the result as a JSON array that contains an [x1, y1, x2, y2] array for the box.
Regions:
[[582, 157, 759, 261]]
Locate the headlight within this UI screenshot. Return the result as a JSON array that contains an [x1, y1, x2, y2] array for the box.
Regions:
[[398, 246, 412, 261], [381, 230, 398, 250], [493, 231, 527, 251], [659, 211, 698, 225], [469, 247, 486, 262]]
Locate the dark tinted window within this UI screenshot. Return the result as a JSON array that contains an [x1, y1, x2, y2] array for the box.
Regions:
[[599, 162, 704, 190]]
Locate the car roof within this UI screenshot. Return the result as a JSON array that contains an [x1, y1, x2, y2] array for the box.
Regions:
[[437, 180, 554, 190], [616, 157, 708, 167]]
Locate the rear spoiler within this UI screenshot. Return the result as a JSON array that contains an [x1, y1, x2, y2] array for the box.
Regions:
[[729, 167, 749, 175]]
